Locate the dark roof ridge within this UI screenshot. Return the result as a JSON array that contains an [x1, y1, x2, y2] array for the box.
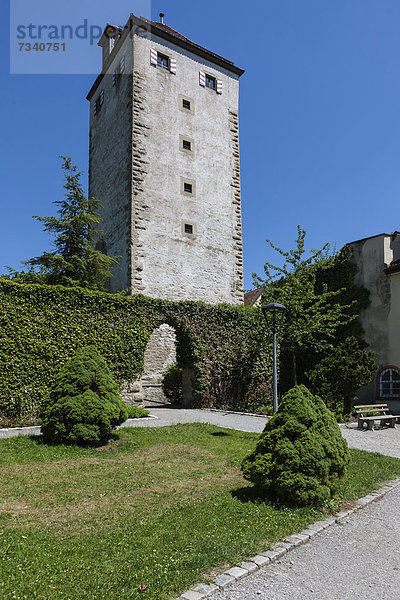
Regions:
[[148, 18, 197, 46], [138, 15, 243, 75], [348, 233, 391, 245]]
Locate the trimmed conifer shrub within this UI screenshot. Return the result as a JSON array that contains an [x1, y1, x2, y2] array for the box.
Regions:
[[241, 385, 350, 506], [41, 346, 128, 446]]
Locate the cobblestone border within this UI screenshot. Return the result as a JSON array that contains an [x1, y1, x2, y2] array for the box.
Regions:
[[117, 415, 158, 428], [0, 425, 41, 439], [174, 477, 400, 600]]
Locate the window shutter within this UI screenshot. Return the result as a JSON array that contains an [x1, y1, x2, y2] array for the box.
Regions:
[[150, 48, 157, 66], [199, 71, 206, 87], [94, 101, 98, 115], [170, 57, 176, 74], [112, 72, 116, 86], [99, 90, 104, 105], [120, 55, 125, 73], [216, 79, 223, 94]]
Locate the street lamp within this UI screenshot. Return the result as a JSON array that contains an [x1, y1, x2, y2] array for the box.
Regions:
[[262, 303, 286, 414]]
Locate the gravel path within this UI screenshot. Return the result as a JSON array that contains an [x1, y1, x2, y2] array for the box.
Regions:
[[122, 407, 267, 433], [210, 483, 400, 600], [340, 423, 400, 459]]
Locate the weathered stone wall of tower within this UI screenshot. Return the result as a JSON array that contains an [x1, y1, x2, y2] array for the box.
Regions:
[[88, 36, 134, 292], [129, 31, 244, 304], [89, 21, 244, 303]]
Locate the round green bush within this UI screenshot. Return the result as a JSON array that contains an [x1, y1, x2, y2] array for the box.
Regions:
[[126, 405, 149, 419], [241, 385, 350, 506], [40, 346, 128, 446]]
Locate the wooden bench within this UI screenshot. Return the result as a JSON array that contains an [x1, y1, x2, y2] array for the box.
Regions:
[[354, 404, 400, 430]]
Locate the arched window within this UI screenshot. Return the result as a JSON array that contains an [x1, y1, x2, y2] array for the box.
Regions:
[[379, 368, 400, 397]]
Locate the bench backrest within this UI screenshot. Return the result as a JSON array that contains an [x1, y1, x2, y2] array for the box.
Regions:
[[354, 404, 388, 410], [355, 404, 389, 417]]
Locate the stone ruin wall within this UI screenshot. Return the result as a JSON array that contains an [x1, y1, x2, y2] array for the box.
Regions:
[[120, 324, 177, 405]]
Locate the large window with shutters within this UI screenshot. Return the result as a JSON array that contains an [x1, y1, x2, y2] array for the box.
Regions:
[[112, 55, 125, 87], [94, 90, 104, 115], [199, 71, 222, 94], [150, 48, 176, 74]]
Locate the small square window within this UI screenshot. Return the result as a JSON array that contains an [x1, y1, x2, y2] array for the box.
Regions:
[[205, 74, 216, 90], [181, 220, 196, 237], [180, 135, 194, 155], [157, 53, 169, 70], [179, 95, 194, 115], [181, 177, 196, 197]]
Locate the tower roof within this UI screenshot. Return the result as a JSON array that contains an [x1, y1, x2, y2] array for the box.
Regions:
[[148, 19, 197, 46], [138, 15, 244, 76]]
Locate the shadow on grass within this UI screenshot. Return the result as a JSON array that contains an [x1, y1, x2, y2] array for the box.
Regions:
[[231, 485, 272, 505], [29, 430, 121, 448], [230, 485, 298, 510], [210, 431, 231, 437]]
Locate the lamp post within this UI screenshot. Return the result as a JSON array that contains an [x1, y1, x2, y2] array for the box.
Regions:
[[262, 303, 286, 414]]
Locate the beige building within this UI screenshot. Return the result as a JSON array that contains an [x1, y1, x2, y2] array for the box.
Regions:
[[87, 13, 244, 304], [349, 232, 400, 411]]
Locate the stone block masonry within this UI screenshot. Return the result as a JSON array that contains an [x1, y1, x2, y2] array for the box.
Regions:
[[141, 324, 177, 403]]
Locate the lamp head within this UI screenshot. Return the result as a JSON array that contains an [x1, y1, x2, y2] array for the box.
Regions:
[[262, 303, 286, 328]]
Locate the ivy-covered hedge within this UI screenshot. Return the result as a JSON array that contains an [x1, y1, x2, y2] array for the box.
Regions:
[[0, 281, 272, 418]]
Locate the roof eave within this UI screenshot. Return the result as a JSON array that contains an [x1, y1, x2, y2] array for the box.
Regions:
[[383, 264, 400, 275], [147, 19, 245, 77], [347, 233, 391, 246], [87, 15, 133, 101]]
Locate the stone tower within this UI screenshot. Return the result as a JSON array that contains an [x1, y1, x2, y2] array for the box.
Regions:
[[87, 14, 244, 304]]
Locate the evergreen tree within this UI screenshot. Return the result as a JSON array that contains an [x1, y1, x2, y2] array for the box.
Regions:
[[3, 157, 118, 290], [41, 345, 128, 446], [307, 336, 376, 417], [241, 385, 349, 507]]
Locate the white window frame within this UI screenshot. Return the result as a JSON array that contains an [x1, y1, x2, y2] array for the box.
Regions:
[[379, 367, 400, 397]]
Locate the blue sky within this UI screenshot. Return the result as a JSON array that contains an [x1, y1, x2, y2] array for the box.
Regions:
[[2, 0, 400, 290]]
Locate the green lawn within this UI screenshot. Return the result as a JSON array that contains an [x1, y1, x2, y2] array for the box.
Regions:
[[0, 423, 399, 600]]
